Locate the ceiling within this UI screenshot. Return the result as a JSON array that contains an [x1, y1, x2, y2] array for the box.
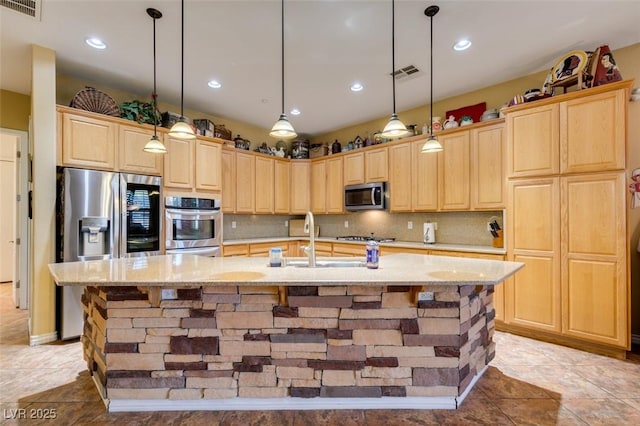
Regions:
[[1, 1, 639, 136]]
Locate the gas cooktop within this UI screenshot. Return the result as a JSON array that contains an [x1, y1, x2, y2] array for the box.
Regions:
[[336, 235, 396, 243]]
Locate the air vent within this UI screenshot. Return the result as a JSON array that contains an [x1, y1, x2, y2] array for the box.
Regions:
[[1, 0, 41, 20], [392, 65, 421, 81]]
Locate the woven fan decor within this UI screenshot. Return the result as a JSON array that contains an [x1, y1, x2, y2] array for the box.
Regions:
[[69, 86, 120, 117]]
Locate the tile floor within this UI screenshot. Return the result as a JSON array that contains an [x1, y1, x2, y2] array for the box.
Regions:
[[1, 282, 639, 425]]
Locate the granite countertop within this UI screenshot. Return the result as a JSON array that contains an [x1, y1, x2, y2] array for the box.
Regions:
[[48, 253, 523, 287], [223, 237, 506, 255]]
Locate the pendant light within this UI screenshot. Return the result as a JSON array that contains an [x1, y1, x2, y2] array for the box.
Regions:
[[270, 0, 297, 139], [168, 0, 196, 140], [421, 5, 443, 153], [143, 8, 167, 154], [381, 0, 409, 139]]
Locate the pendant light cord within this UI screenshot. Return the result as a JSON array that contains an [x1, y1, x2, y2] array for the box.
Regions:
[[391, 0, 397, 115], [153, 14, 158, 135], [280, 0, 285, 115], [180, 0, 185, 117], [429, 10, 433, 136]]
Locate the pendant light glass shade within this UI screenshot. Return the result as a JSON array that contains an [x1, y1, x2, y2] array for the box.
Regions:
[[168, 0, 196, 140], [421, 5, 443, 154], [270, 113, 297, 139], [421, 135, 443, 153], [270, 0, 297, 140], [143, 8, 167, 154], [144, 135, 167, 154], [381, 0, 408, 139]]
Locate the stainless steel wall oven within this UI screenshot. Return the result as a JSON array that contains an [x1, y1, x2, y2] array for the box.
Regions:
[[165, 196, 222, 257]]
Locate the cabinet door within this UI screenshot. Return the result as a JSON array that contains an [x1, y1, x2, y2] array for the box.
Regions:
[[332, 243, 364, 257], [290, 161, 310, 214], [62, 113, 117, 170], [506, 104, 559, 177], [118, 125, 163, 175], [438, 131, 470, 210], [561, 172, 627, 347], [223, 244, 248, 257], [195, 139, 222, 192], [472, 123, 505, 209], [274, 159, 290, 214], [255, 156, 274, 214], [343, 152, 365, 185], [235, 152, 255, 213], [560, 89, 626, 174], [412, 140, 438, 211], [163, 136, 194, 189], [221, 147, 235, 213], [310, 160, 326, 213], [365, 147, 388, 183], [326, 157, 344, 213], [388, 143, 412, 212], [506, 177, 561, 333]]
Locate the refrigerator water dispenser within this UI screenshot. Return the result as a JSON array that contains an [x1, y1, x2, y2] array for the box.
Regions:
[[79, 217, 110, 257]]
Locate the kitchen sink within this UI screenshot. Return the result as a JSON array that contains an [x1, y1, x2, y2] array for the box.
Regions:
[[284, 258, 366, 268]]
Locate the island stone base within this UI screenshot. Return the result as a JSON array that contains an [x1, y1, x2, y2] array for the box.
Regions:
[[81, 283, 496, 412]]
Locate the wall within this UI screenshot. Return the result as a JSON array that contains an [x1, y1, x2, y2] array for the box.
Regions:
[[0, 89, 31, 131]]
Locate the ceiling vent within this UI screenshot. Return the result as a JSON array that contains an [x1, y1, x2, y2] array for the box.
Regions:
[[1, 0, 41, 20], [392, 65, 421, 82]]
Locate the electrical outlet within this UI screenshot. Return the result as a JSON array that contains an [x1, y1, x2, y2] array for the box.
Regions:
[[344, 221, 349, 228], [285, 220, 289, 227], [418, 291, 434, 301], [407, 221, 413, 230], [232, 221, 237, 229]]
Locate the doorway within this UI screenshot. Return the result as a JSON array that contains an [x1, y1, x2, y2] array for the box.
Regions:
[[0, 129, 29, 309]]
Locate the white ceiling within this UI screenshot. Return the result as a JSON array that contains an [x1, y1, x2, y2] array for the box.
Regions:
[[1, 1, 639, 136]]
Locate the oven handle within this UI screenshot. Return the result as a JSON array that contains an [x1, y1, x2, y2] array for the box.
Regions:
[[165, 209, 220, 220]]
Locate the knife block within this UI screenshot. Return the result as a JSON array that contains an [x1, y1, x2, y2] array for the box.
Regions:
[[492, 230, 503, 248]]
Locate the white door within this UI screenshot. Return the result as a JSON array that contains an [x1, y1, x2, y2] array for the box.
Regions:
[[0, 134, 17, 291]]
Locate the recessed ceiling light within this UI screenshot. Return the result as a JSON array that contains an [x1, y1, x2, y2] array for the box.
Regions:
[[453, 39, 471, 51], [207, 80, 221, 88], [350, 82, 364, 92], [85, 37, 106, 50], [290, 108, 301, 116]]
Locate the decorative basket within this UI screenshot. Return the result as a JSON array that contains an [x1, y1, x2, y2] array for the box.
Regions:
[[69, 87, 120, 117], [214, 124, 232, 141]]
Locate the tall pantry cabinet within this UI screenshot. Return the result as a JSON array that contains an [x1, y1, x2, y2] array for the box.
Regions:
[[504, 80, 632, 355]]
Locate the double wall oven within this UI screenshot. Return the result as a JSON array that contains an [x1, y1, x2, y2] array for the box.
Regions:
[[165, 196, 222, 257]]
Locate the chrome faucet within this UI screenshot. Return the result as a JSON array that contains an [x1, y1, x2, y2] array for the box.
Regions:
[[301, 211, 316, 267]]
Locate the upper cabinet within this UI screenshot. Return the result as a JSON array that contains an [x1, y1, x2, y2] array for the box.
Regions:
[[343, 146, 388, 185], [118, 125, 163, 175], [471, 123, 505, 209], [163, 136, 195, 189], [290, 161, 310, 214], [235, 151, 256, 213], [60, 110, 117, 170], [255, 155, 275, 214], [560, 89, 626, 174], [311, 157, 344, 214], [274, 159, 291, 214], [438, 130, 470, 210], [195, 139, 222, 192], [343, 152, 365, 185], [221, 147, 236, 213]]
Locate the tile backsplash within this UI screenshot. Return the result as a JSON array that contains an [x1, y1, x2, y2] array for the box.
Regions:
[[224, 211, 504, 246]]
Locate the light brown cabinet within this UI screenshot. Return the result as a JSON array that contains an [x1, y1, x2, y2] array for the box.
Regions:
[[118, 125, 163, 175], [195, 139, 222, 192], [471, 123, 505, 209], [61, 111, 117, 170], [221, 147, 236, 213], [235, 152, 255, 213], [163, 136, 195, 189], [388, 143, 412, 211], [290, 161, 310, 214], [388, 140, 438, 212], [503, 81, 632, 355], [255, 156, 274, 213], [438, 130, 470, 210], [343, 152, 365, 185], [310, 160, 327, 213], [274, 159, 291, 214], [413, 140, 439, 211], [311, 157, 343, 214], [365, 147, 389, 182]]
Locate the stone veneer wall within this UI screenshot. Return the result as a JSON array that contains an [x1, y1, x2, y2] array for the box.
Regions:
[[81, 284, 496, 403]]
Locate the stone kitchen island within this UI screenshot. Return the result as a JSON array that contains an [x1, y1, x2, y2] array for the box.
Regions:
[[48, 253, 523, 412]]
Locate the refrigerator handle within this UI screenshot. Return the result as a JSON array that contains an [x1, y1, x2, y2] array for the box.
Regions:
[[78, 254, 112, 261]]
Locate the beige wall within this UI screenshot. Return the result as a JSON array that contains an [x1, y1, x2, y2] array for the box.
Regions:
[[0, 89, 31, 131], [56, 75, 272, 151]]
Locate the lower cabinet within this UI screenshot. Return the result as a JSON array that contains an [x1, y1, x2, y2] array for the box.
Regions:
[[505, 173, 628, 353]]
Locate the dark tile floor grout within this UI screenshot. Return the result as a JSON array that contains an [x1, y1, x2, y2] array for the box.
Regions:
[[1, 282, 639, 425]]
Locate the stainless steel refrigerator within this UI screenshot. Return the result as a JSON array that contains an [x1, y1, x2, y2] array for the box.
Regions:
[[56, 167, 162, 339]]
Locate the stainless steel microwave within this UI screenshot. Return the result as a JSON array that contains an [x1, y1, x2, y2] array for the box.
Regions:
[[344, 182, 386, 211]]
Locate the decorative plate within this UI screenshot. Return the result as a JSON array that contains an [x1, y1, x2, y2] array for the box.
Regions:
[[69, 86, 120, 117], [551, 50, 588, 82]]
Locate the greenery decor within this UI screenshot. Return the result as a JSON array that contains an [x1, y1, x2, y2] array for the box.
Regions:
[[120, 100, 161, 125]]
